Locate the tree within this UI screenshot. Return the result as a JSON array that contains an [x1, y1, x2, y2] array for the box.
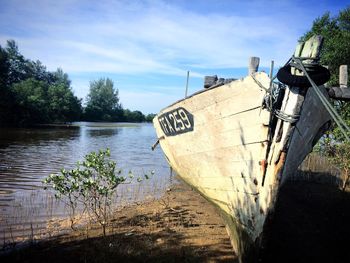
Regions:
[[84, 78, 122, 121], [304, 7, 350, 191], [0, 40, 83, 125], [47, 82, 82, 122], [12, 78, 50, 124], [302, 7, 350, 140], [145, 113, 156, 122], [0, 45, 9, 87], [302, 9, 350, 86], [28, 60, 49, 82], [0, 45, 13, 125], [47, 68, 82, 122], [327, 142, 350, 190], [5, 40, 31, 85], [11, 76, 82, 124], [123, 109, 146, 122]]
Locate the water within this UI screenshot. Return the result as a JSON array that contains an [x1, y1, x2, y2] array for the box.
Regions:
[[0, 122, 171, 246]]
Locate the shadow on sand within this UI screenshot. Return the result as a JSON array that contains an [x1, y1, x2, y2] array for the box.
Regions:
[[260, 174, 350, 263], [1, 173, 349, 263], [1, 183, 236, 263], [0, 230, 235, 263]]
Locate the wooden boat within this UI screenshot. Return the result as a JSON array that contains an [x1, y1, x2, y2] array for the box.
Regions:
[[152, 36, 332, 262]]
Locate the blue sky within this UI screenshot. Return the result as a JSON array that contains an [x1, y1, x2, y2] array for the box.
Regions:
[[0, 0, 348, 114]]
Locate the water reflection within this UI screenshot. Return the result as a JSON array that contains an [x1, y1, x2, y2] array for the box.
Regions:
[[87, 128, 119, 138], [0, 122, 170, 245], [0, 128, 81, 147]]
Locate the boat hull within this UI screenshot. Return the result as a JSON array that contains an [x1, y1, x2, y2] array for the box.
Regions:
[[153, 72, 331, 262]]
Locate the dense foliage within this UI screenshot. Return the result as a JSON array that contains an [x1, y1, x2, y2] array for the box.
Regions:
[[301, 6, 350, 140], [0, 40, 82, 125], [84, 78, 123, 121], [303, 7, 350, 190], [0, 40, 155, 126], [327, 142, 350, 190]]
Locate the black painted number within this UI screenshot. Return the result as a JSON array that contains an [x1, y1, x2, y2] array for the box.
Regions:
[[158, 107, 194, 136]]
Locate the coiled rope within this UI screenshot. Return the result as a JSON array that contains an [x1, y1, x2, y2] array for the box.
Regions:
[[274, 109, 300, 124], [251, 74, 297, 123]]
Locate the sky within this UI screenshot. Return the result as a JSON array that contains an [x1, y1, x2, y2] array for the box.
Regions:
[[0, 0, 348, 114]]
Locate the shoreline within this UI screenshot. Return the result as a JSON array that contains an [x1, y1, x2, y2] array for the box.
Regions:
[[1, 180, 350, 262], [1, 181, 236, 262]]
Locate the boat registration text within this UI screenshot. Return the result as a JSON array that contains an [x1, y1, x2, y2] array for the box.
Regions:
[[158, 107, 194, 136]]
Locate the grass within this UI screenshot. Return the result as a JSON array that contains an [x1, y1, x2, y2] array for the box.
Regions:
[[0, 182, 236, 263], [0, 176, 172, 249], [2, 178, 350, 263], [1, 154, 349, 262]]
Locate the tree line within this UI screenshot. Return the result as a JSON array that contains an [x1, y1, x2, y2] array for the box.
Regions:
[[0, 40, 155, 126], [301, 6, 350, 141], [303, 6, 350, 189]]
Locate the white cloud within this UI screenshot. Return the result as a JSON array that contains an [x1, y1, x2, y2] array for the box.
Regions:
[[0, 0, 306, 74], [119, 90, 183, 114], [0, 0, 346, 112]]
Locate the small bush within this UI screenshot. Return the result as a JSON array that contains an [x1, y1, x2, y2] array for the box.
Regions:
[[43, 148, 152, 235]]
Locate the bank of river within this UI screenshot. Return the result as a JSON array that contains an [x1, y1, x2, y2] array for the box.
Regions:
[[1, 180, 350, 263], [0, 122, 171, 245], [1, 123, 350, 262], [1, 182, 236, 262]]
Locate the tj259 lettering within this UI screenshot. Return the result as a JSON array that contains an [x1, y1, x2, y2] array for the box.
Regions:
[[158, 107, 194, 136]]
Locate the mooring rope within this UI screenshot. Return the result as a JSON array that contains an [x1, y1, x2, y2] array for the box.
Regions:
[[274, 109, 300, 124], [292, 57, 350, 141], [251, 73, 297, 123], [251, 73, 274, 112]]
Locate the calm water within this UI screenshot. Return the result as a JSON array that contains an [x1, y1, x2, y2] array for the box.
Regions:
[[0, 122, 171, 245]]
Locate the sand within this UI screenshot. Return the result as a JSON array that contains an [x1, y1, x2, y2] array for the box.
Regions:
[[1, 180, 350, 263]]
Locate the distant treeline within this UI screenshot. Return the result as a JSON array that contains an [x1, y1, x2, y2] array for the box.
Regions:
[[0, 40, 156, 126]]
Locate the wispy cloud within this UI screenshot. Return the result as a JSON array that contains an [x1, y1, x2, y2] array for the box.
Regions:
[[0, 0, 347, 112], [0, 0, 309, 72]]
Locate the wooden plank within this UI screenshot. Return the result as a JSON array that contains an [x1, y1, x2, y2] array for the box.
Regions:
[[339, 65, 348, 88], [152, 67, 328, 246], [248, 57, 260, 75], [328, 87, 350, 101], [300, 35, 323, 59], [328, 65, 349, 100], [161, 72, 270, 115], [282, 86, 331, 182]]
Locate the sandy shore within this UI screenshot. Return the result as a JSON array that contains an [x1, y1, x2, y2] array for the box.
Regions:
[[1, 182, 236, 262], [1, 180, 350, 263]]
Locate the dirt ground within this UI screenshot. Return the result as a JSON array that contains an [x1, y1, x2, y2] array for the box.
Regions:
[[260, 180, 350, 263], [1, 180, 350, 263], [0, 182, 236, 263]]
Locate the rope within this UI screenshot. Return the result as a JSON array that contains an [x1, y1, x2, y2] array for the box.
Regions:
[[250, 74, 269, 92], [292, 57, 350, 141], [251, 69, 299, 124], [274, 109, 300, 124], [251, 73, 274, 112]]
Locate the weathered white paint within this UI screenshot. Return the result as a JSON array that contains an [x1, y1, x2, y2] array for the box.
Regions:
[[153, 36, 329, 263]]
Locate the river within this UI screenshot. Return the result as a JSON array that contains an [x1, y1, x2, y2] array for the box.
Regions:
[[0, 122, 171, 246]]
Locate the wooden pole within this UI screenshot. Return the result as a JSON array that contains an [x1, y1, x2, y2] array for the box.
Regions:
[[339, 65, 348, 88], [269, 60, 274, 78], [323, 65, 330, 87], [185, 71, 190, 98], [248, 57, 260, 75], [328, 65, 350, 100]]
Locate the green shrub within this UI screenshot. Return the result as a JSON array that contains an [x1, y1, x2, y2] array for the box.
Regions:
[[43, 148, 151, 235]]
